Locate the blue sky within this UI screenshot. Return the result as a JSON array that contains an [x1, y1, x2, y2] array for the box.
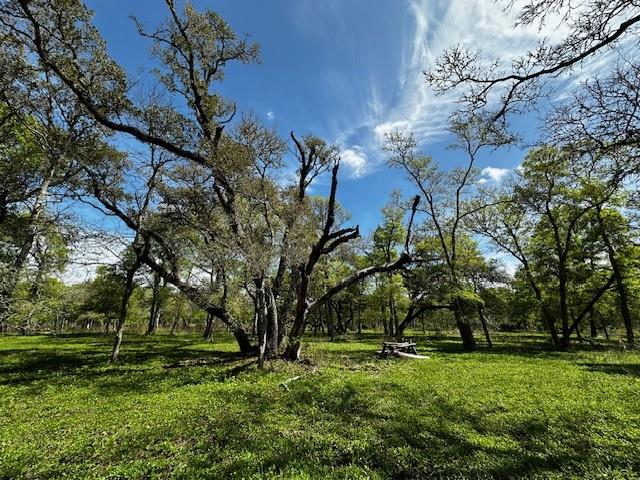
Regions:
[[83, 0, 568, 234], [64, 0, 625, 282]]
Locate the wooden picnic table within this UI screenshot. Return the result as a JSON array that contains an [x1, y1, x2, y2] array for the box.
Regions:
[[379, 341, 419, 356]]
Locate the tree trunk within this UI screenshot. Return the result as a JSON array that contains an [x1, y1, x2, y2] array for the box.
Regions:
[[454, 302, 476, 351], [478, 304, 493, 348], [170, 296, 185, 336], [558, 264, 570, 348], [146, 273, 162, 335], [284, 266, 309, 361], [251, 294, 258, 336], [334, 301, 346, 335], [396, 305, 418, 340], [110, 262, 138, 363], [572, 309, 584, 344], [233, 327, 254, 356], [203, 311, 214, 341], [600, 221, 634, 346], [255, 280, 268, 368], [381, 303, 389, 335], [0, 168, 54, 326], [600, 315, 610, 340], [388, 291, 398, 337], [147, 302, 160, 335], [327, 301, 336, 340], [589, 308, 597, 338], [521, 262, 560, 346], [265, 286, 279, 358]]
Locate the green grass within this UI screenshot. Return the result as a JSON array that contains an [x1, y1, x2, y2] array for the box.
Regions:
[[1, 332, 639, 479]]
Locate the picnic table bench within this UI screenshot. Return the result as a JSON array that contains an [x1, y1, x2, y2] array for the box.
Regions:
[[378, 341, 421, 357]]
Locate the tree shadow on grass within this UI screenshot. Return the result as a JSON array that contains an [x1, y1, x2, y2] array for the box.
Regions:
[[420, 339, 623, 359], [36, 376, 630, 480], [0, 336, 253, 396], [580, 362, 640, 377], [3, 335, 639, 479]]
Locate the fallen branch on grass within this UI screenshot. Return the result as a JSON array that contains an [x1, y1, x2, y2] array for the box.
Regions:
[[393, 351, 430, 360], [280, 366, 318, 391]]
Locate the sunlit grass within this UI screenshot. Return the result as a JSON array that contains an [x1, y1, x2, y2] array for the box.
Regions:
[[1, 332, 639, 479]]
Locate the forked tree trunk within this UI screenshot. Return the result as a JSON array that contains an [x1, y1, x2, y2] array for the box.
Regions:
[[170, 295, 186, 336], [397, 304, 461, 343], [395, 305, 420, 340], [573, 310, 584, 344], [147, 303, 161, 335], [233, 327, 254, 356], [520, 262, 560, 346], [541, 305, 561, 347]]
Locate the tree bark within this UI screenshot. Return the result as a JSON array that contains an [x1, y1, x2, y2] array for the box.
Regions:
[[454, 301, 476, 351], [478, 304, 493, 348], [265, 286, 279, 358], [146, 273, 162, 335], [255, 279, 268, 368], [558, 262, 571, 348], [589, 308, 597, 338], [598, 212, 634, 346], [110, 257, 140, 363], [600, 314, 610, 340], [203, 311, 214, 341], [0, 166, 54, 326]]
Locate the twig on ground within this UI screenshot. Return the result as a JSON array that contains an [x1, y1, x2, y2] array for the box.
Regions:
[[280, 366, 318, 391]]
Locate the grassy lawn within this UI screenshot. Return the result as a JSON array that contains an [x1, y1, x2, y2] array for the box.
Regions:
[[1, 332, 639, 479]]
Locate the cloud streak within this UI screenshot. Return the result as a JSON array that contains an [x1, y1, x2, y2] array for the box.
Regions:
[[478, 166, 511, 184], [329, 0, 575, 177], [372, 0, 570, 143], [340, 146, 370, 178], [291, 0, 623, 181]]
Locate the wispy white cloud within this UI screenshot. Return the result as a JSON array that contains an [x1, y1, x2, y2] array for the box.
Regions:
[[292, 0, 617, 180], [326, 0, 571, 178], [340, 146, 370, 178], [371, 0, 570, 144], [478, 166, 511, 184], [266, 111, 275, 120]]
